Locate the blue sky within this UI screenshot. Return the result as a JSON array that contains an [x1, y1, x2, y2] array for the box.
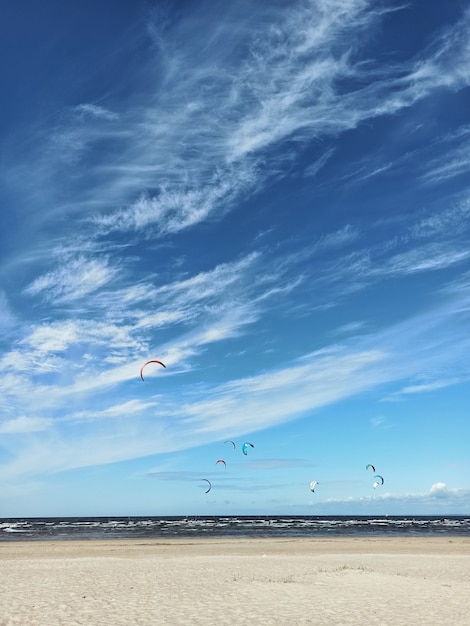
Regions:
[[1, 0, 469, 517]]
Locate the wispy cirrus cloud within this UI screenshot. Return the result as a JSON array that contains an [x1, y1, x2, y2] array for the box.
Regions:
[[370, 415, 387, 428], [410, 195, 470, 240], [94, 165, 258, 235], [0, 416, 53, 435], [302, 148, 336, 178], [74, 104, 119, 121], [384, 377, 465, 402], [381, 244, 470, 276], [420, 127, 470, 185], [298, 194, 470, 307], [19, 319, 139, 355], [66, 399, 159, 424], [151, 253, 260, 304], [23, 256, 117, 304], [342, 122, 470, 192], [401, 378, 464, 395]]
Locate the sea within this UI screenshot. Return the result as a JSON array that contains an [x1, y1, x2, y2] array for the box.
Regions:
[[1, 515, 469, 541]]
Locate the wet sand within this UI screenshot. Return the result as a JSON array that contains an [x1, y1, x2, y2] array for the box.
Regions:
[[1, 537, 469, 625]]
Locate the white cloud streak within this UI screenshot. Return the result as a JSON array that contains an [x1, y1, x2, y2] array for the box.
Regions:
[[24, 256, 117, 304], [75, 104, 119, 121], [0, 416, 53, 435]]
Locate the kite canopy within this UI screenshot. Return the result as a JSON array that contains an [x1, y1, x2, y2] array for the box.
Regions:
[[242, 442, 254, 455], [366, 464, 376, 473], [216, 459, 226, 468], [140, 359, 166, 381], [374, 474, 384, 484], [201, 479, 212, 494], [223, 440, 236, 449], [309, 481, 319, 492]]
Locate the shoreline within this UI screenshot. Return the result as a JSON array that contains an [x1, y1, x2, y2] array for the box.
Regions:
[[1, 534, 470, 555]]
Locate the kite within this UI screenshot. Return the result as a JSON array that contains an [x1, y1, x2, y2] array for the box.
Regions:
[[374, 474, 384, 485], [309, 481, 319, 492], [366, 464, 376, 473], [140, 359, 166, 381], [242, 442, 254, 455], [223, 440, 236, 449], [216, 459, 226, 468], [201, 479, 212, 494]]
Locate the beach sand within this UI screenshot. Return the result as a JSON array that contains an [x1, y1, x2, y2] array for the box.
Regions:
[[1, 537, 469, 625]]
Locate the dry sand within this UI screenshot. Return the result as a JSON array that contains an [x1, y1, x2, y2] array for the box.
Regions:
[[1, 537, 469, 625]]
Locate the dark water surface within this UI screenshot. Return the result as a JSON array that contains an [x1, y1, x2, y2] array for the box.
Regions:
[[1, 515, 469, 541]]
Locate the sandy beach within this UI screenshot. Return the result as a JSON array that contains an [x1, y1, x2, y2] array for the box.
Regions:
[[1, 537, 469, 625]]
